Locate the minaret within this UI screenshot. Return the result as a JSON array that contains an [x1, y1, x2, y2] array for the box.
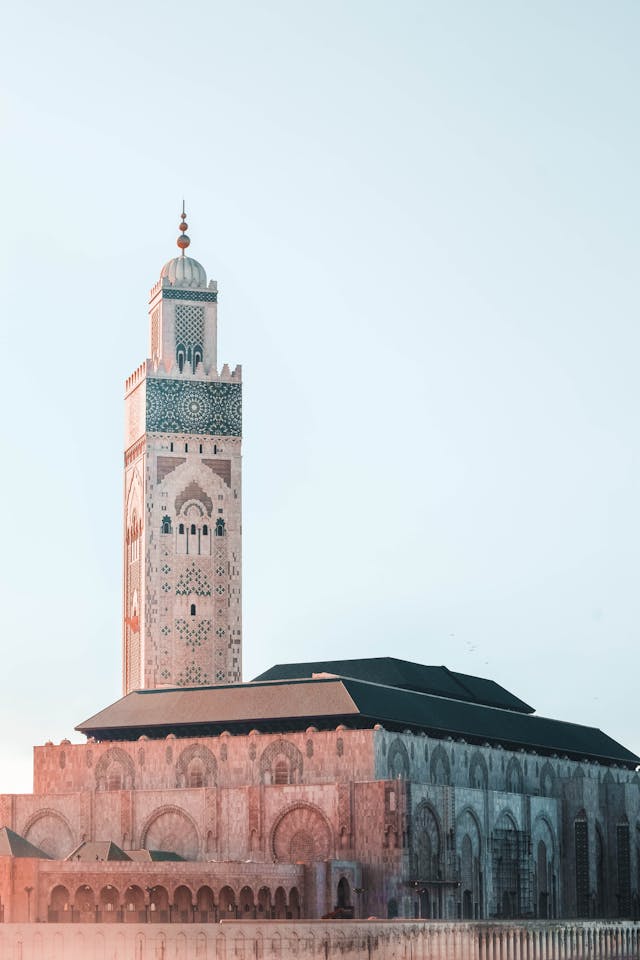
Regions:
[[123, 211, 242, 694]]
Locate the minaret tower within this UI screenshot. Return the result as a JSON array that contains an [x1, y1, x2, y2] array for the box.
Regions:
[[123, 211, 242, 694]]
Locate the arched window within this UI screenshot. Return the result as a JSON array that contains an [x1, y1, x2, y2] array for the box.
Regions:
[[177, 347, 186, 372], [193, 349, 202, 369], [107, 769, 123, 791], [274, 759, 289, 785], [202, 524, 208, 536], [190, 524, 197, 535], [190, 603, 196, 617], [188, 763, 204, 788], [161, 516, 172, 534], [215, 518, 225, 537], [179, 523, 185, 535]]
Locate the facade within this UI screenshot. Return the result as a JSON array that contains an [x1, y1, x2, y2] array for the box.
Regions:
[[123, 210, 242, 693], [0, 216, 639, 929]]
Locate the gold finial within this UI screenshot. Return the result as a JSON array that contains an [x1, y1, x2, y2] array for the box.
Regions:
[[177, 201, 190, 255]]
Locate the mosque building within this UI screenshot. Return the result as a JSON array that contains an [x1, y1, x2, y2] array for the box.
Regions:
[[0, 215, 639, 926]]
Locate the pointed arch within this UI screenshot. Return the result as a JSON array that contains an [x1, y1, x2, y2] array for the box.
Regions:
[[469, 751, 488, 790], [259, 739, 303, 785], [387, 738, 410, 780], [95, 748, 136, 791], [175, 743, 217, 788], [430, 744, 451, 785]]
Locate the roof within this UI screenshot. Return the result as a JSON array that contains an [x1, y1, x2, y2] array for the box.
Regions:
[[127, 850, 185, 862], [76, 674, 640, 768], [66, 841, 131, 862], [252, 658, 535, 714], [0, 827, 52, 859]]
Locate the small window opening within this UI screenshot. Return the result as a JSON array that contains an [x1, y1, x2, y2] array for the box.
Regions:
[[185, 443, 188, 453], [202, 524, 208, 536], [179, 523, 185, 535], [190, 603, 196, 616], [274, 759, 289, 785], [199, 444, 203, 454], [170, 442, 174, 452], [190, 524, 196, 535], [215, 518, 225, 537], [214, 444, 217, 454]]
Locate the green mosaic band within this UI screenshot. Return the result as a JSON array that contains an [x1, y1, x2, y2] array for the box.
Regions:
[[146, 379, 241, 436], [162, 289, 218, 302]]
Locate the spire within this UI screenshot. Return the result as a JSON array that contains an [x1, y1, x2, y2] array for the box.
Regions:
[[176, 202, 191, 256]]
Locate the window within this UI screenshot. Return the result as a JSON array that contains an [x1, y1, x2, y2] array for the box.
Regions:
[[215, 518, 225, 537], [170, 442, 174, 452], [107, 770, 123, 791], [199, 444, 203, 454], [274, 759, 289, 784], [177, 348, 185, 372], [188, 766, 204, 788], [161, 517, 172, 534], [190, 603, 196, 617], [179, 523, 185, 535], [190, 524, 196, 535], [202, 525, 209, 536]]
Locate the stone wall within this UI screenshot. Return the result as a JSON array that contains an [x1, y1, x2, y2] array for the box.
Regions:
[[0, 920, 639, 960]]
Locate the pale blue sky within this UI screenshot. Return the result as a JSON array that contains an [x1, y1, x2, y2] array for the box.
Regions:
[[0, 1, 638, 791]]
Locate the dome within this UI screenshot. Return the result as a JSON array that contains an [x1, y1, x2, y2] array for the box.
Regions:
[[160, 255, 207, 289]]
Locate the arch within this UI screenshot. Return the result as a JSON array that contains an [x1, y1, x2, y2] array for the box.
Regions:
[[218, 885, 236, 917], [271, 802, 333, 862], [274, 886, 287, 920], [173, 885, 193, 922], [99, 885, 119, 920], [387, 738, 410, 779], [539, 761, 556, 797], [123, 885, 144, 917], [23, 809, 74, 859], [175, 482, 212, 517], [196, 886, 214, 921], [337, 877, 351, 909], [469, 751, 488, 790], [505, 756, 524, 794], [495, 808, 518, 831], [175, 743, 217, 788], [95, 747, 136, 791], [74, 884, 95, 918], [413, 801, 441, 880], [239, 886, 255, 918], [457, 806, 482, 858], [257, 886, 271, 918], [49, 885, 70, 921], [259, 739, 303, 785], [140, 805, 200, 860], [430, 744, 451, 786], [289, 887, 301, 919], [148, 886, 169, 922]]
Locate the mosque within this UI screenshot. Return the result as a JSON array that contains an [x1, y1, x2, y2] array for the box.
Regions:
[[0, 214, 639, 927]]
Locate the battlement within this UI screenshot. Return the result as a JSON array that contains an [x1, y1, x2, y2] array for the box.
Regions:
[[148, 276, 218, 304], [125, 360, 241, 398]]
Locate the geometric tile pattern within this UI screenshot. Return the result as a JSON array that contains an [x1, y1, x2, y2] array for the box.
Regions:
[[175, 304, 204, 355], [175, 618, 211, 652], [162, 289, 217, 302], [176, 662, 211, 686], [146, 379, 241, 436], [175, 563, 211, 596]]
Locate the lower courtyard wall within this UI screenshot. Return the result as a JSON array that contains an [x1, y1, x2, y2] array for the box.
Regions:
[[0, 919, 639, 960]]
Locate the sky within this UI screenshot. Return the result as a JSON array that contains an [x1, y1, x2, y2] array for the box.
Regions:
[[0, 1, 638, 792]]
